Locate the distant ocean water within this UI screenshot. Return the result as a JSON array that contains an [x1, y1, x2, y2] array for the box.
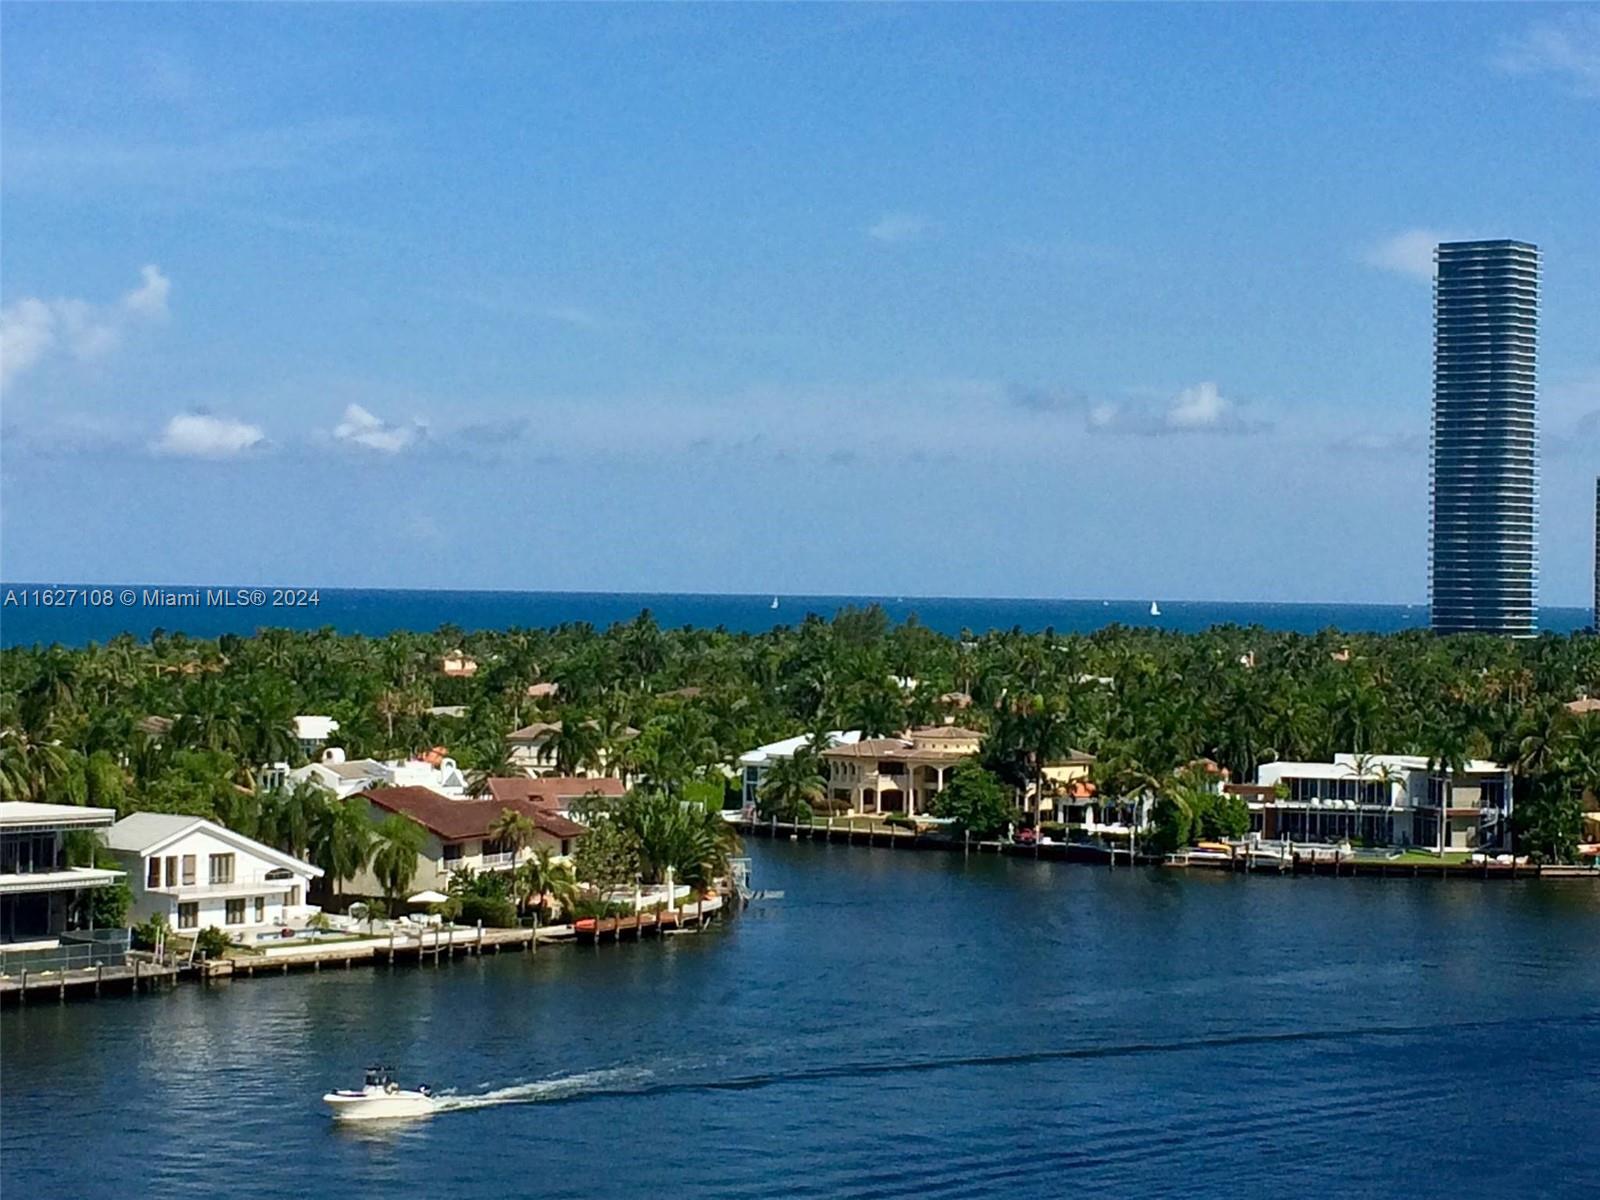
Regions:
[[0, 585, 1592, 647]]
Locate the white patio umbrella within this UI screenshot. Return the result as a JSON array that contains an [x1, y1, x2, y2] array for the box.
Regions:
[[406, 889, 449, 905]]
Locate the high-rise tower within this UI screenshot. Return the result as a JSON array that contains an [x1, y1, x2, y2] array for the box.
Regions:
[[1428, 240, 1539, 636]]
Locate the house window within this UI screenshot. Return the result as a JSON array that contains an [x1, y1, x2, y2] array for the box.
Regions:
[[181, 855, 196, 886], [165, 856, 179, 887], [147, 858, 161, 888], [209, 854, 235, 885], [442, 843, 465, 863], [560, 839, 572, 857], [177, 902, 198, 929], [225, 899, 245, 925], [254, 896, 266, 923]]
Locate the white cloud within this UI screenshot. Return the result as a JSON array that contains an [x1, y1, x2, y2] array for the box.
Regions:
[[1165, 382, 1229, 430], [332, 403, 423, 454], [1083, 381, 1265, 437], [122, 265, 172, 319], [1362, 229, 1452, 282], [537, 304, 602, 329], [1086, 402, 1119, 431], [0, 265, 171, 387], [866, 212, 939, 244], [1496, 12, 1600, 98], [153, 412, 265, 459]]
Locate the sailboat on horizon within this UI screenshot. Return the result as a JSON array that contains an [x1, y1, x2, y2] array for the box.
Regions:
[[770, 596, 779, 610], [1149, 601, 1162, 617]]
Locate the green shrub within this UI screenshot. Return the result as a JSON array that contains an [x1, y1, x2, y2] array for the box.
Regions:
[[194, 926, 233, 959], [457, 895, 518, 928], [132, 912, 168, 950]]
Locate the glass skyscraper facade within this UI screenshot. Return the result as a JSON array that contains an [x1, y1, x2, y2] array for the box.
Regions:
[[1428, 240, 1539, 636]]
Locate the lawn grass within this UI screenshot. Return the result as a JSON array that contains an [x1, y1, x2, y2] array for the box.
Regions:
[[1365, 850, 1473, 866]]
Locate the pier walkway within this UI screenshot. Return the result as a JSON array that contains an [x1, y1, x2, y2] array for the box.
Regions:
[[734, 816, 1600, 880]]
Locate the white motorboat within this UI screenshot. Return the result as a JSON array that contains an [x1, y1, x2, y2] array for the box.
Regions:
[[323, 1067, 438, 1121]]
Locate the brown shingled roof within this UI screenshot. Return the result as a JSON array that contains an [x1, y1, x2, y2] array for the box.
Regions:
[[907, 725, 984, 740], [485, 777, 626, 807], [361, 787, 589, 842]]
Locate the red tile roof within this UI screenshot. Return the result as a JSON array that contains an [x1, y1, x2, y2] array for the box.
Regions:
[[361, 787, 588, 842]]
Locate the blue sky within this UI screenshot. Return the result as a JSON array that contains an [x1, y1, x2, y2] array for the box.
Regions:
[[2, 4, 1596, 604]]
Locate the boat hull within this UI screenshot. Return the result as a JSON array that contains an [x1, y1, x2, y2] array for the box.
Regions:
[[322, 1090, 437, 1121]]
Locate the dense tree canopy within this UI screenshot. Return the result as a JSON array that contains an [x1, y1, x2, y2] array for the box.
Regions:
[[1, 608, 1596, 858]]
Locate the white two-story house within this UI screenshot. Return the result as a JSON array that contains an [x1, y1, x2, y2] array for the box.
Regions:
[[106, 813, 323, 941]]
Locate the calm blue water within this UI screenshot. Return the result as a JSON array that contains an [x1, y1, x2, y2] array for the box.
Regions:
[[0, 584, 1591, 646], [5, 842, 1599, 1199]]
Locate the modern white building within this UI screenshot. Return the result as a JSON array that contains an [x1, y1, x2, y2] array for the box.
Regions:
[[382, 753, 468, 796], [1247, 754, 1513, 850], [737, 731, 863, 810], [268, 748, 467, 799], [106, 813, 322, 941], [0, 801, 123, 948], [291, 715, 340, 757]]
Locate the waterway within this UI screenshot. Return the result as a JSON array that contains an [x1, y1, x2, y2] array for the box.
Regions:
[[5, 842, 1600, 1198]]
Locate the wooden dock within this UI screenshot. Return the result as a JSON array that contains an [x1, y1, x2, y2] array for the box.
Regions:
[[200, 925, 537, 979], [574, 895, 724, 943], [0, 955, 180, 1004]]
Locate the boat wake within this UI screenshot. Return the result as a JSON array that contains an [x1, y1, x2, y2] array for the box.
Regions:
[[432, 1067, 652, 1114]]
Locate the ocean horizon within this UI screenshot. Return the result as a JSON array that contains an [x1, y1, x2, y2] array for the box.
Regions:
[[0, 583, 1592, 647]]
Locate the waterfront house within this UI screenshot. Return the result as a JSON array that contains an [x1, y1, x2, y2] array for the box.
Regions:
[[737, 731, 863, 810], [0, 801, 123, 949], [1033, 750, 1098, 819], [821, 727, 983, 816], [106, 813, 323, 941], [1245, 754, 1513, 850], [349, 787, 589, 897], [440, 652, 478, 677]]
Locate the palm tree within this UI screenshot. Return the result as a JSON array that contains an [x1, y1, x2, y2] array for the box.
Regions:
[[263, 780, 329, 861], [370, 814, 425, 905], [487, 808, 538, 864], [313, 798, 375, 900], [467, 737, 520, 796], [551, 718, 603, 776], [514, 845, 577, 919], [758, 751, 827, 821]]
